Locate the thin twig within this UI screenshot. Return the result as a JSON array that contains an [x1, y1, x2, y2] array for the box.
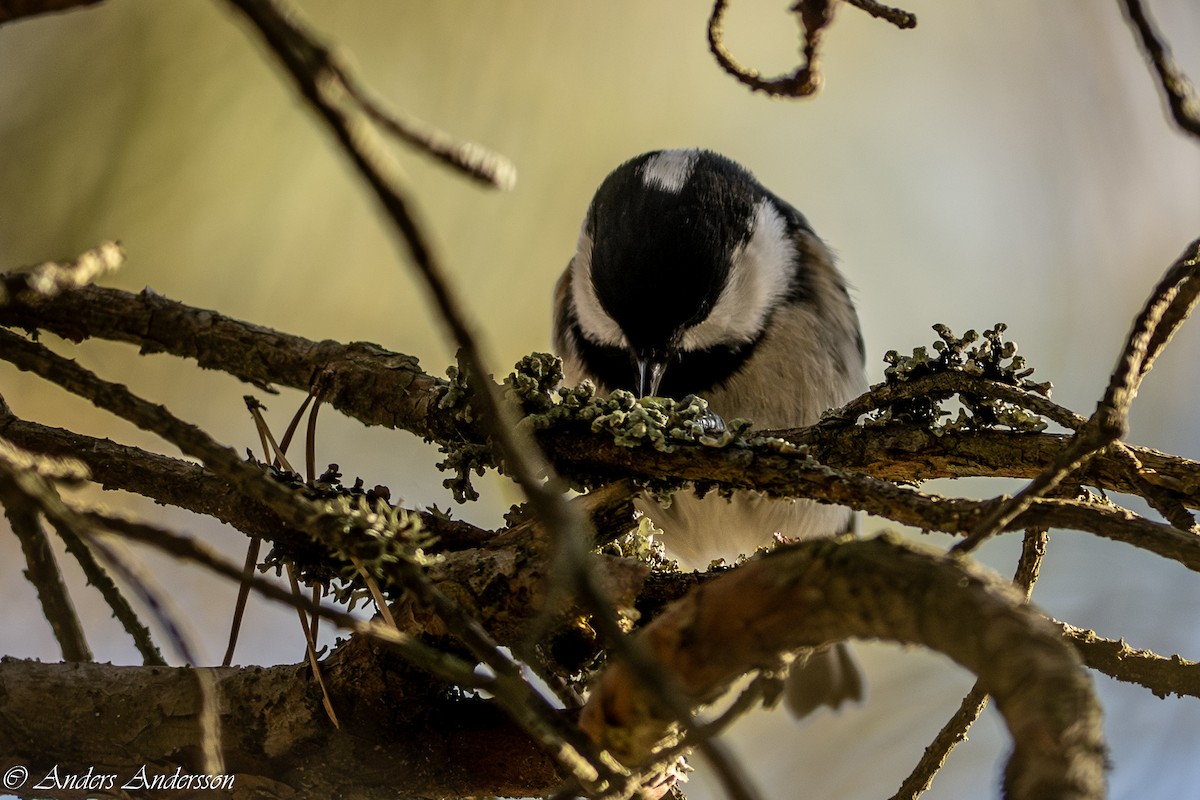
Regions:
[[221, 535, 261, 667], [49, 513, 166, 665], [1110, 442, 1197, 532], [955, 237, 1200, 553], [707, 0, 825, 97], [343, 79, 517, 190], [0, 435, 164, 665], [222, 396, 301, 666], [0, 482, 93, 662], [90, 510, 491, 688], [824, 370, 1086, 431], [845, 0, 916, 28], [890, 527, 1048, 799], [287, 563, 340, 728], [1060, 621, 1200, 699], [706, 0, 915, 97], [1120, 0, 1200, 139], [889, 685, 990, 800], [0, 0, 108, 26]]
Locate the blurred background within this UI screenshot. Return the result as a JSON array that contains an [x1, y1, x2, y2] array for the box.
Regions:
[[2, 1, 1199, 798]]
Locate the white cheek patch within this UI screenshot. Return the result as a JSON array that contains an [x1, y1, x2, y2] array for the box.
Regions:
[[639, 149, 700, 194], [570, 224, 627, 348], [681, 199, 793, 351]]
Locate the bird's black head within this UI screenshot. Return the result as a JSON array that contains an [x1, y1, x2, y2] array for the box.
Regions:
[[564, 149, 806, 398], [587, 151, 756, 357]]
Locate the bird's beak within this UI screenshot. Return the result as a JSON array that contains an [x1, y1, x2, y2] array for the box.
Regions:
[[635, 357, 668, 399]]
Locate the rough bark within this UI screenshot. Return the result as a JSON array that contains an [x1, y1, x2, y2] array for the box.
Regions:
[[581, 536, 1107, 800], [0, 639, 561, 799]]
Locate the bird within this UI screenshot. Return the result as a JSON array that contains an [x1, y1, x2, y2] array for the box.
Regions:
[[552, 148, 867, 716]]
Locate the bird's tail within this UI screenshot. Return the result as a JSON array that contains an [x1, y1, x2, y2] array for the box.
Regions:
[[784, 643, 864, 717]]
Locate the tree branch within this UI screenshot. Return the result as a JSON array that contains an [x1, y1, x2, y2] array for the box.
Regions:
[[0, 483, 92, 663], [0, 0, 105, 26], [580, 535, 1106, 800], [6, 284, 1200, 509], [955, 237, 1200, 552], [0, 648, 562, 799], [1120, 0, 1200, 140]]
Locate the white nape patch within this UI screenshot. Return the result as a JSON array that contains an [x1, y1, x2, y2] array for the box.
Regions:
[[681, 199, 793, 351], [570, 222, 627, 348], [639, 150, 700, 194]]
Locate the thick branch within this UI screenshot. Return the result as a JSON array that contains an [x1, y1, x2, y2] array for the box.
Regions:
[[0, 284, 453, 438], [581, 536, 1106, 800], [4, 287, 1200, 578], [5, 285, 1199, 509], [0, 641, 561, 799]]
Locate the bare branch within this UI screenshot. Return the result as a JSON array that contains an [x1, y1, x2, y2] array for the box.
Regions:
[[1120, 0, 1200, 139], [0, 327, 631, 794], [707, 0, 828, 97], [581, 536, 1106, 800], [706, 0, 915, 97], [1061, 622, 1200, 700], [221, 4, 744, 794], [955, 237, 1200, 552], [0, 0, 105, 26], [890, 685, 989, 800], [890, 527, 1049, 799], [0, 480, 92, 663], [845, 0, 916, 29], [0, 652, 562, 798], [6, 284, 1200, 516]]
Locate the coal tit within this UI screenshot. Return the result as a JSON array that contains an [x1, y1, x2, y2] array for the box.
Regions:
[[553, 149, 867, 715]]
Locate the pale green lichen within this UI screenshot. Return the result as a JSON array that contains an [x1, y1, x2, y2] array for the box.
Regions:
[[514, 356, 754, 453], [601, 515, 673, 569], [262, 465, 439, 605], [874, 323, 1051, 434], [434, 353, 492, 502]]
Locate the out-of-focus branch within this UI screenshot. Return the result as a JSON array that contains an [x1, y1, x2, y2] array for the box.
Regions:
[[1121, 0, 1200, 140], [889, 527, 1049, 800], [580, 535, 1106, 800], [0, 479, 92, 662], [707, 0, 829, 97], [706, 0, 914, 98], [0, 241, 123, 304], [222, 5, 760, 794], [0, 0, 105, 26]]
